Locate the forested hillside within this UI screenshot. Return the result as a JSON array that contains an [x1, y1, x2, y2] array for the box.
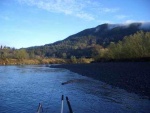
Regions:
[[94, 31, 150, 61], [1, 22, 150, 64], [27, 22, 150, 59]]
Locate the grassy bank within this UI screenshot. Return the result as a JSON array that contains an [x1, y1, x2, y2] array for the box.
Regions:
[[0, 57, 93, 65], [0, 58, 66, 65]]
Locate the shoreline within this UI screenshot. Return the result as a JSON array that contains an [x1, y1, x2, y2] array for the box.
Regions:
[[51, 62, 150, 99], [0, 58, 66, 65]]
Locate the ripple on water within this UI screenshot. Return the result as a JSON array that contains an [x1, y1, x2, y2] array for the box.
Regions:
[[0, 65, 150, 113]]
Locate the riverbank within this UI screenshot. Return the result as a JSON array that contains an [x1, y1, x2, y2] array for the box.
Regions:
[[51, 62, 150, 98], [0, 58, 66, 65], [0, 57, 93, 65]]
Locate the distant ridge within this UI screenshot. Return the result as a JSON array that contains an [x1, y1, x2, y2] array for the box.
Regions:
[[27, 22, 150, 58], [63, 22, 150, 43]]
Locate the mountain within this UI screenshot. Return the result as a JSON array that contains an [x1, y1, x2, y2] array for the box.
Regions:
[[27, 22, 150, 58], [62, 22, 150, 46]]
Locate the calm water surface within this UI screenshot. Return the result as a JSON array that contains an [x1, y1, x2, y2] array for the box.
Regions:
[[0, 65, 150, 113]]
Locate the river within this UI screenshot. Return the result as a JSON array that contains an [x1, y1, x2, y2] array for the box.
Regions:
[[0, 65, 150, 113]]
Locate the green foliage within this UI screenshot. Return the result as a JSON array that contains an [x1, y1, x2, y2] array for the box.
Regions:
[[107, 41, 123, 59], [0, 46, 15, 59], [27, 35, 97, 58], [0, 47, 29, 60], [1, 27, 150, 63], [96, 31, 150, 60], [26, 23, 150, 59], [15, 49, 29, 59], [70, 56, 77, 63], [91, 45, 103, 57], [62, 53, 67, 59]]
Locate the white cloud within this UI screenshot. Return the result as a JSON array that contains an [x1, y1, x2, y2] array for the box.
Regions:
[[17, 0, 93, 20], [123, 20, 150, 25], [124, 20, 135, 24], [17, 0, 119, 21]]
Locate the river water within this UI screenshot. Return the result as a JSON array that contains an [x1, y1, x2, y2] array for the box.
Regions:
[[0, 65, 149, 113]]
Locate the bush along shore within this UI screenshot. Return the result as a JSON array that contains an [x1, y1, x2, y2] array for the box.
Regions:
[[0, 57, 93, 65], [0, 58, 66, 65], [51, 62, 150, 99]]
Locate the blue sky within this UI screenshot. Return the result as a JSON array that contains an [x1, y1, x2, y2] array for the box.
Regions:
[[0, 0, 150, 48]]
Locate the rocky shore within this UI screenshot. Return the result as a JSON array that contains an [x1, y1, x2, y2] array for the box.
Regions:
[[51, 62, 150, 98]]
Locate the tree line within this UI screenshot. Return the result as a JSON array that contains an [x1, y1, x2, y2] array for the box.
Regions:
[[1, 31, 150, 63], [95, 31, 150, 61], [0, 47, 29, 60]]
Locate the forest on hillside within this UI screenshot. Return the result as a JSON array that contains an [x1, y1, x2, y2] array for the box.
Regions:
[[94, 31, 150, 61], [0, 31, 150, 64]]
